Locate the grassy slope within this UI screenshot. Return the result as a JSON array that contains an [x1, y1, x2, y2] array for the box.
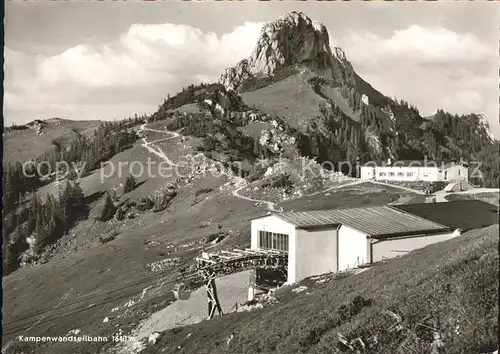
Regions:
[[322, 86, 361, 122], [279, 182, 416, 211], [5, 118, 492, 353], [167, 103, 202, 115], [240, 71, 360, 130], [239, 122, 273, 140], [37, 140, 169, 200], [240, 73, 322, 129], [3, 171, 426, 353], [3, 192, 264, 354], [144, 225, 499, 354], [3, 120, 267, 352], [3, 119, 102, 164]]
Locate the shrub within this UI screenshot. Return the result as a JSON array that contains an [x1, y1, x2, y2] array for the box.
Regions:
[[307, 75, 329, 97], [270, 173, 294, 193], [114, 206, 126, 221], [98, 230, 118, 244], [136, 197, 154, 212], [194, 188, 213, 197], [429, 181, 446, 193], [205, 232, 222, 243], [151, 185, 178, 212]]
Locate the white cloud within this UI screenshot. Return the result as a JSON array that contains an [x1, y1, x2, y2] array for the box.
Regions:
[[4, 21, 499, 138], [338, 25, 499, 136], [4, 21, 264, 124], [343, 25, 491, 67], [443, 90, 483, 113], [34, 21, 264, 88]]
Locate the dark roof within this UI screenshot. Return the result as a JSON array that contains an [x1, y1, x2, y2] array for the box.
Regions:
[[273, 206, 450, 238], [361, 160, 467, 168], [361, 160, 428, 167], [391, 200, 499, 232], [391, 160, 433, 167]]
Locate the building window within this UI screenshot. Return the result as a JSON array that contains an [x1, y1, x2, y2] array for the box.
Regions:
[[407, 172, 414, 177], [379, 172, 386, 177], [423, 172, 429, 177], [259, 231, 289, 252], [388, 172, 395, 177], [397, 172, 404, 177], [458, 170, 461, 175]]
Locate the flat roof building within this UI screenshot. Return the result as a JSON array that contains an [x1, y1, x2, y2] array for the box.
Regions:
[[250, 205, 457, 285]]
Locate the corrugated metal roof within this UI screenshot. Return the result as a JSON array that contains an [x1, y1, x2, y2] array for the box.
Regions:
[[274, 206, 450, 237]]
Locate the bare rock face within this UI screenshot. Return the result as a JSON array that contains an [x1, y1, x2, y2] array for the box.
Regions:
[[220, 60, 254, 92], [477, 114, 495, 142], [219, 11, 356, 92]]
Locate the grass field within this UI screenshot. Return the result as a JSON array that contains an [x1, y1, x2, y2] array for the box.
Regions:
[[142, 225, 499, 354], [279, 182, 417, 211], [3, 119, 101, 164]]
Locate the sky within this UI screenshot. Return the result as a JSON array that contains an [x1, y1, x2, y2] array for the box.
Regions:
[[4, 2, 500, 137]]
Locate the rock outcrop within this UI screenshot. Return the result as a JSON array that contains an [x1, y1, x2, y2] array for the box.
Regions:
[[219, 11, 356, 92], [477, 114, 495, 142]]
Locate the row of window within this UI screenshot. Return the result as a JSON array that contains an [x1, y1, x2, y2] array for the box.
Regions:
[[259, 231, 289, 252], [374, 168, 461, 178], [379, 171, 414, 177], [378, 172, 434, 178]]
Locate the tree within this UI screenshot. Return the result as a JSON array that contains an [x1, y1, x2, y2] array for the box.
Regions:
[[475, 142, 500, 188], [69, 182, 85, 220], [98, 192, 117, 222], [123, 175, 137, 194]]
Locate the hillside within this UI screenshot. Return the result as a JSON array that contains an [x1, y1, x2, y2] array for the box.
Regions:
[[218, 11, 498, 183], [143, 11, 499, 187], [3, 118, 102, 164], [143, 225, 499, 354], [240, 69, 360, 130], [2, 10, 499, 354]]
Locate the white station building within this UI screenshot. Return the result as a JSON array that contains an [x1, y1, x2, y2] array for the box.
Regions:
[[250, 205, 458, 284], [359, 159, 469, 183]]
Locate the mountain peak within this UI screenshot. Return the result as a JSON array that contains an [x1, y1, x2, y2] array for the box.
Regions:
[[273, 11, 312, 26], [478, 114, 495, 142], [220, 12, 355, 92]]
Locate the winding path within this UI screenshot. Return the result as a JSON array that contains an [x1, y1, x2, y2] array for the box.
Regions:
[[232, 180, 277, 211], [232, 178, 367, 213], [138, 123, 282, 211], [137, 123, 413, 213], [138, 124, 183, 167]]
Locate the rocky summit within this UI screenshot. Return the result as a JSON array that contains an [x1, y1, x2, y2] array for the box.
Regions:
[[219, 11, 356, 92]]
